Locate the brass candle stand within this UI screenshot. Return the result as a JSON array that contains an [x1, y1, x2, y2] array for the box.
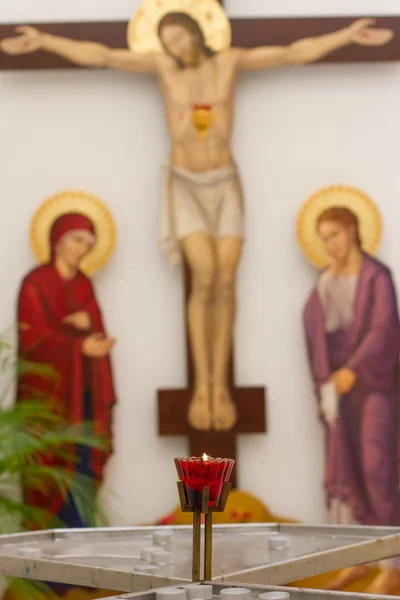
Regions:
[[177, 481, 231, 582]]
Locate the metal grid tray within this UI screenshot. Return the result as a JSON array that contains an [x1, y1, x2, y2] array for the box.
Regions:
[[99, 582, 397, 600], [1, 524, 400, 593]]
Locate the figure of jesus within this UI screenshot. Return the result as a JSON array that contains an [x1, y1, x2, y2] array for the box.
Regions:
[[1, 12, 392, 432]]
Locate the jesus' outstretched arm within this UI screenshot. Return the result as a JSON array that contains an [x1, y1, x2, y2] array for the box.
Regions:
[[235, 19, 393, 70], [0, 26, 159, 72]]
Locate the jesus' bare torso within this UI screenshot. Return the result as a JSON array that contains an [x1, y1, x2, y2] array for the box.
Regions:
[[1, 18, 392, 433], [159, 52, 234, 172]]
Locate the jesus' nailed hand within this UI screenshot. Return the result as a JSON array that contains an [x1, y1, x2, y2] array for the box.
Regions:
[[0, 17, 393, 432]]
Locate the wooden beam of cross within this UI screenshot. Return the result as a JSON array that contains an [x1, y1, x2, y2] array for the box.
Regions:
[[1, 16, 400, 70]]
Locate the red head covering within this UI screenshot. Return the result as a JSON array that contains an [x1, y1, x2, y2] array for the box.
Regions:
[[49, 213, 96, 262]]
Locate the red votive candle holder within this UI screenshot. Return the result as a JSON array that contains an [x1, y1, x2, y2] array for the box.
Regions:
[[175, 455, 234, 508]]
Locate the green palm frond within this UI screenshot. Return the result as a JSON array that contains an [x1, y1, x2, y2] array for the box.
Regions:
[[0, 419, 106, 467], [17, 358, 59, 380], [4, 576, 59, 600], [0, 401, 61, 425], [0, 497, 65, 532], [0, 326, 110, 595], [0, 340, 12, 352]]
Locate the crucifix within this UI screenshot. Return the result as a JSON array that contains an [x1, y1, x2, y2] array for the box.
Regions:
[[0, 2, 395, 488]]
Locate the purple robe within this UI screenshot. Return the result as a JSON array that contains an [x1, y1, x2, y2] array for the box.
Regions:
[[304, 253, 400, 526]]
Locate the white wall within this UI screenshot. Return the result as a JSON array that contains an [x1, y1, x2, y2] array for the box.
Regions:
[[226, 0, 400, 17], [1, 1, 400, 526], [2, 0, 400, 23]]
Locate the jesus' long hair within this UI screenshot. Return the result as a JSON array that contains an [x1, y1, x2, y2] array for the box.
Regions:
[[157, 12, 216, 68], [317, 206, 362, 248]]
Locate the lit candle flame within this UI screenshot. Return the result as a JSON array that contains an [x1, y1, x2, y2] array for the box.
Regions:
[[202, 453, 209, 461]]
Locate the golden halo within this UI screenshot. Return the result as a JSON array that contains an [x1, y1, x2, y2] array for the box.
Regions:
[[30, 190, 117, 276], [297, 184, 382, 269], [127, 0, 231, 54]]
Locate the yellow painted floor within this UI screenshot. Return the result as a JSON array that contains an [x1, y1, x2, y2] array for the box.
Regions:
[[291, 569, 400, 595]]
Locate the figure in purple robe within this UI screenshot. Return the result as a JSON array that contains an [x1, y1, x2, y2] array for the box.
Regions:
[[303, 206, 400, 595]]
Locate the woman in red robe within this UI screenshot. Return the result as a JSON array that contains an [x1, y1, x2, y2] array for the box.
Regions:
[[17, 212, 117, 533]]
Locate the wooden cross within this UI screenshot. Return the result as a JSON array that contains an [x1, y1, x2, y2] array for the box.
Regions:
[[1, 8, 399, 488], [1, 15, 400, 70]]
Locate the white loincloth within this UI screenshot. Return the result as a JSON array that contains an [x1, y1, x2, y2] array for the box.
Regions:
[[160, 163, 244, 266]]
